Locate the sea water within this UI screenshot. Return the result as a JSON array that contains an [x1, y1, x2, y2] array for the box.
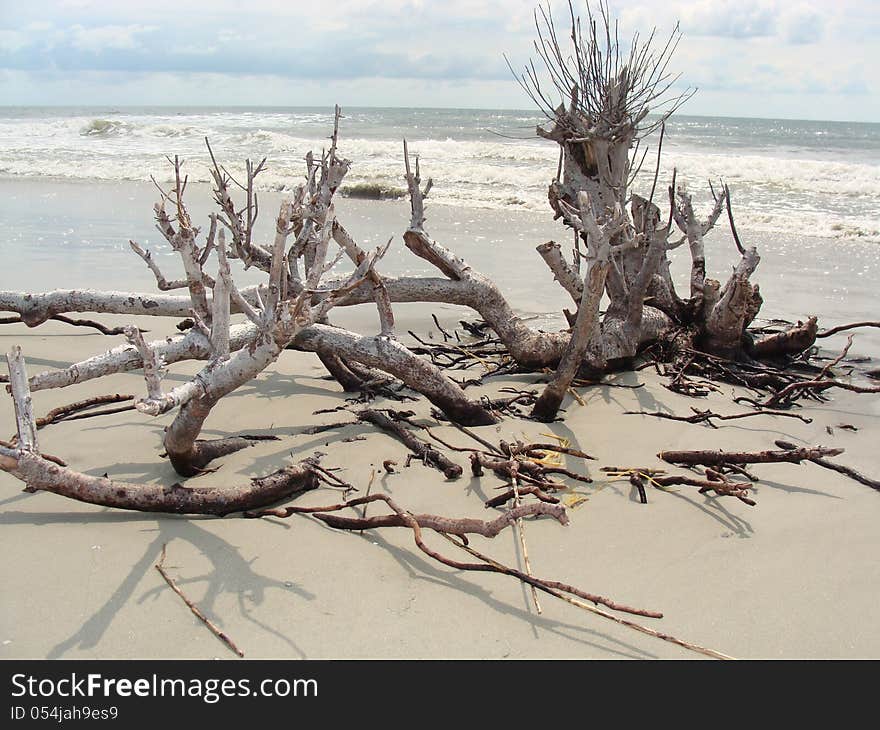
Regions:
[[1, 106, 879, 243]]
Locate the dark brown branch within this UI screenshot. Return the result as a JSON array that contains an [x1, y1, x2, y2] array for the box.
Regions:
[[774, 440, 880, 492], [625, 407, 812, 427], [659, 445, 843, 467], [0, 313, 135, 336], [357, 409, 462, 479], [816, 321, 880, 338], [34, 394, 135, 430], [484, 485, 560, 508], [761, 378, 880, 409], [651, 474, 756, 506]]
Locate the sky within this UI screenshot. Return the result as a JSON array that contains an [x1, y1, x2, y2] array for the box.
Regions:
[[0, 0, 877, 122]]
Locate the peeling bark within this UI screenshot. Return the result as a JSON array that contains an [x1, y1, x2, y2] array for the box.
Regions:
[[1, 448, 317, 516]]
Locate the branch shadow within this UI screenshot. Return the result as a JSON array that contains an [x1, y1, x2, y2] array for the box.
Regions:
[[319, 525, 658, 659], [44, 517, 314, 659]]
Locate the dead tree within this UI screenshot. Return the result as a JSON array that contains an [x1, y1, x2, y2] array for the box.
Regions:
[[509, 1, 776, 418]]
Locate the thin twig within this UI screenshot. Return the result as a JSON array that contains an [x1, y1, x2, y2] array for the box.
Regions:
[[154, 543, 245, 658]]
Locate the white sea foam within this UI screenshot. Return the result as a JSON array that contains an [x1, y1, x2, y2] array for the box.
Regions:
[[1, 109, 878, 243]]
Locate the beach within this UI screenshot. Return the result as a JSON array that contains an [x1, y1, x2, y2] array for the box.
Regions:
[[2, 169, 879, 659]]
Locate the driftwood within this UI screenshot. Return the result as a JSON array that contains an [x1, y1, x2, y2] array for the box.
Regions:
[[774, 440, 880, 492], [470, 452, 592, 489], [659, 445, 843, 467], [0, 313, 133, 336], [625, 407, 813, 428], [34, 394, 134, 431], [750, 317, 818, 358], [815, 321, 880, 338], [357, 408, 462, 479], [2, 450, 318, 516], [651, 473, 757, 506]]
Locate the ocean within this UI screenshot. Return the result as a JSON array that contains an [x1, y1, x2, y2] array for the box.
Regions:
[[1, 106, 879, 243]]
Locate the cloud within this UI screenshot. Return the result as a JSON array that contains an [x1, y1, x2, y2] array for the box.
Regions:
[[676, 0, 777, 39], [68, 24, 157, 53], [0, 0, 877, 119], [780, 4, 823, 45], [0, 29, 29, 53]]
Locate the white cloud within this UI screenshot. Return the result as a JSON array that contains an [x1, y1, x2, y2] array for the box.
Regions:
[[0, 0, 877, 120], [676, 0, 777, 39], [68, 24, 157, 53], [780, 4, 823, 45], [0, 30, 29, 53]]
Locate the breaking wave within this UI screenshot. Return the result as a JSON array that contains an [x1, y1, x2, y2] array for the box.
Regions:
[[80, 118, 127, 136], [1, 107, 879, 244]]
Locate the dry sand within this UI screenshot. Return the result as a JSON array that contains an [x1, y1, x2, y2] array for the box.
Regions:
[[1, 312, 878, 659], [1, 179, 879, 659]]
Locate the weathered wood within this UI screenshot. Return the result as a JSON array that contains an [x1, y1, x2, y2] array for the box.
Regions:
[[357, 409, 462, 479], [659, 445, 844, 467], [532, 193, 612, 421], [774, 440, 880, 492], [5, 346, 38, 452], [751, 316, 818, 358], [4, 450, 318, 516]]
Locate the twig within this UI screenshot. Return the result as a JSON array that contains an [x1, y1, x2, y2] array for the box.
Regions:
[[816, 321, 880, 338], [35, 394, 135, 430], [154, 543, 245, 658], [510, 466, 542, 613], [439, 534, 732, 660], [359, 409, 462, 479], [625, 407, 812, 427], [774, 440, 880, 492], [0, 314, 136, 336]]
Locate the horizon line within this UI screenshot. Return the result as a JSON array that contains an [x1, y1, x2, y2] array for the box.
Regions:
[[0, 103, 876, 126]]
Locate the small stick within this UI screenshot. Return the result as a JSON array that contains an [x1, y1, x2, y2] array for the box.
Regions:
[[625, 408, 813, 426], [450, 422, 505, 455], [510, 464, 542, 614], [431, 313, 452, 341], [484, 485, 559, 508], [439, 534, 732, 660], [816, 321, 880, 338], [761, 378, 880, 408], [35, 394, 134, 430], [774, 440, 880, 492], [521, 443, 595, 460], [360, 468, 377, 533], [154, 543, 244, 658]]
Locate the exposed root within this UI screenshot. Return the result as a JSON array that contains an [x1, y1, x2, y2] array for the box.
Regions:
[[167, 435, 280, 478]]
